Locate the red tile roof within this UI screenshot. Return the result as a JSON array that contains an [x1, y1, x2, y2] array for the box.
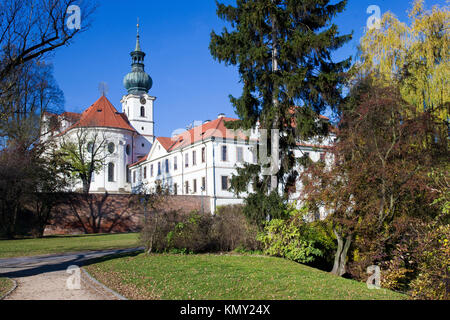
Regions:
[[166, 117, 249, 152], [129, 155, 148, 168], [65, 96, 137, 133], [156, 137, 175, 151], [61, 112, 82, 122]]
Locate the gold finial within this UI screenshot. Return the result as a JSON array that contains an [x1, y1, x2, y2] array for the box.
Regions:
[[135, 18, 141, 51], [137, 17, 140, 35]]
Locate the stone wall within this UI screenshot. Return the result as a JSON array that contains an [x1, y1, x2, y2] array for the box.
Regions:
[[44, 194, 211, 236]]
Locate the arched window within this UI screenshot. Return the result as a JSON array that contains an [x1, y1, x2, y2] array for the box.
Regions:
[[108, 163, 115, 182], [108, 142, 115, 154], [126, 144, 130, 156], [140, 106, 145, 117]]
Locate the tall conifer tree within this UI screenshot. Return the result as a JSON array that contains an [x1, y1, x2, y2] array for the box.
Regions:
[[210, 0, 352, 222]]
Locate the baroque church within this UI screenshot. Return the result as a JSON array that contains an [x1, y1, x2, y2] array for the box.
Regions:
[[43, 29, 156, 194], [43, 30, 331, 214]]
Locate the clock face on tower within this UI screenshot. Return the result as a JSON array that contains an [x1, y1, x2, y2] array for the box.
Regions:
[[140, 97, 146, 105]]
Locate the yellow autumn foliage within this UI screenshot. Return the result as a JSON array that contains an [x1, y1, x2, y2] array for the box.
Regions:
[[358, 0, 449, 122]]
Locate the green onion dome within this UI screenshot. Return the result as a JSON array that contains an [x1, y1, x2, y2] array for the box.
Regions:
[[123, 31, 152, 94]]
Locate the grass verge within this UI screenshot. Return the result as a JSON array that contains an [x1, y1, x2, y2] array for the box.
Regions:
[[0, 233, 140, 258], [84, 253, 407, 300], [0, 277, 15, 298]]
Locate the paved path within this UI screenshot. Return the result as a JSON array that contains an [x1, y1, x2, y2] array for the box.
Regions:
[[0, 248, 143, 300]]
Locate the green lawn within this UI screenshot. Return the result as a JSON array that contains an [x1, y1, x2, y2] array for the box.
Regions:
[[0, 233, 140, 258], [84, 253, 407, 300], [0, 277, 14, 298]]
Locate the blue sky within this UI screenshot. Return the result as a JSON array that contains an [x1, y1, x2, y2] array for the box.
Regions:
[[51, 0, 446, 138]]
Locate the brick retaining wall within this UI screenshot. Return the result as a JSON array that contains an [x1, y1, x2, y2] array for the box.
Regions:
[[44, 194, 211, 236]]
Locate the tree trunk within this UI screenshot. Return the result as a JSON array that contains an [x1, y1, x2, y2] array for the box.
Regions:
[[331, 228, 352, 276], [270, 1, 279, 193]]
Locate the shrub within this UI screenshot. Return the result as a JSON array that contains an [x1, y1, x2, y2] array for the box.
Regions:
[[212, 205, 260, 252], [258, 205, 336, 267], [168, 212, 214, 253], [140, 210, 182, 253], [409, 224, 449, 300], [140, 205, 260, 254]]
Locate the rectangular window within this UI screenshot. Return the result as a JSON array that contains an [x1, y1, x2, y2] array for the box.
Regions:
[[185, 153, 189, 168], [133, 171, 136, 183], [143, 166, 147, 179], [192, 150, 196, 166], [150, 164, 154, 177], [174, 156, 178, 171], [202, 177, 206, 191], [221, 145, 227, 161], [221, 176, 228, 191], [185, 181, 189, 194], [201, 147, 206, 163], [158, 162, 161, 176], [174, 183, 178, 195], [165, 159, 169, 173], [236, 146, 243, 163], [193, 179, 197, 193]]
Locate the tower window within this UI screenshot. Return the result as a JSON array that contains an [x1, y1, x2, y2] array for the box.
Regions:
[[126, 145, 131, 156], [108, 163, 115, 182], [141, 106, 145, 117]]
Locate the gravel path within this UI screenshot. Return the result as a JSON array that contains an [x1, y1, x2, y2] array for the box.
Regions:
[[0, 248, 142, 300]]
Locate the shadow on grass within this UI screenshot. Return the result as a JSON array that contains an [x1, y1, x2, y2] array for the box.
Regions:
[[0, 232, 138, 241], [0, 248, 143, 279]]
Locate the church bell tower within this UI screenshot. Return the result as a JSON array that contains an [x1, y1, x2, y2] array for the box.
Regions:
[[121, 21, 155, 145]]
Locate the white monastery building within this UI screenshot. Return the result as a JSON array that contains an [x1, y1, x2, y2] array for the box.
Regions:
[[43, 30, 331, 214]]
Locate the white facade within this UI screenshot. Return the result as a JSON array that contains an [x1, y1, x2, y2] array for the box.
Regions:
[[130, 115, 331, 214]]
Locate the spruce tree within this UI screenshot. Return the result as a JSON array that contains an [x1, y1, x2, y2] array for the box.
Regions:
[[210, 0, 352, 223]]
